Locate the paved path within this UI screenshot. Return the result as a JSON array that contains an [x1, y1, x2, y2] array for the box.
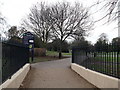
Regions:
[[21, 58, 98, 88]]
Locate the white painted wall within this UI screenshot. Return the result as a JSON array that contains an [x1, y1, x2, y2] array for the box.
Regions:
[[0, 63, 30, 89], [71, 63, 119, 89]]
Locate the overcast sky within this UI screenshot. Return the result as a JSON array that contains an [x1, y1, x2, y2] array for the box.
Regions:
[[0, 0, 118, 43]]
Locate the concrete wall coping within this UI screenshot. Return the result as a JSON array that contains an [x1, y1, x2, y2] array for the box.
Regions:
[[0, 63, 30, 89], [71, 63, 119, 89]]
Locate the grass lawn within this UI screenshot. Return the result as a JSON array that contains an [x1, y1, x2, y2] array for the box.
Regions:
[[46, 51, 58, 56], [62, 52, 72, 56], [30, 50, 71, 63], [46, 51, 72, 56], [94, 55, 120, 62], [29, 56, 69, 63]]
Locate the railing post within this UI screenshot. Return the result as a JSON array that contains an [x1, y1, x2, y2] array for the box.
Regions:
[[117, 50, 119, 78], [0, 38, 1, 83], [72, 47, 74, 63]]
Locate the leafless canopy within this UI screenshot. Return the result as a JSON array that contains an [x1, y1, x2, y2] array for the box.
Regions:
[[106, 0, 119, 21], [92, 0, 119, 22], [22, 2, 53, 44], [0, 2, 6, 25], [22, 2, 94, 42], [21, 1, 94, 58], [0, 10, 6, 39], [50, 2, 94, 42]]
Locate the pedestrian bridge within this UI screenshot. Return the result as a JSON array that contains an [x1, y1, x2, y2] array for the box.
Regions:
[[20, 58, 97, 88]]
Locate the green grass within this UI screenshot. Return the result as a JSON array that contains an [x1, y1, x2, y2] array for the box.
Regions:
[[94, 56, 120, 62], [83, 57, 120, 76], [96, 52, 118, 56], [46, 51, 71, 56], [46, 51, 58, 56], [62, 52, 72, 55], [29, 50, 71, 63]]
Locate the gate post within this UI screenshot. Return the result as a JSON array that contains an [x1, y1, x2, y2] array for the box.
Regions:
[[72, 47, 74, 63], [0, 40, 2, 84]]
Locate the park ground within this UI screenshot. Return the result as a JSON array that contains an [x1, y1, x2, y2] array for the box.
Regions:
[[20, 58, 99, 88], [30, 51, 72, 63]]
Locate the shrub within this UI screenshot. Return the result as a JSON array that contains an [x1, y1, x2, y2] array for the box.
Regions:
[[34, 48, 46, 57]]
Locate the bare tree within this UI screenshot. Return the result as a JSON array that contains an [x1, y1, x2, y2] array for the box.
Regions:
[[3, 26, 27, 40], [18, 27, 28, 38], [92, 0, 119, 22], [50, 2, 94, 58], [22, 2, 94, 58], [22, 2, 54, 47], [0, 2, 6, 27], [99, 33, 109, 42], [0, 14, 5, 24], [0, 11, 6, 41], [105, 0, 118, 21], [8, 26, 18, 39]]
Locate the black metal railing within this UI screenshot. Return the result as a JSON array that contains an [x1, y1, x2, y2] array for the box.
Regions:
[[72, 44, 120, 79], [2, 42, 29, 83]]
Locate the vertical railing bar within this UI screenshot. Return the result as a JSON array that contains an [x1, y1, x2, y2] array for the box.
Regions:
[[115, 50, 117, 77], [107, 45, 109, 76], [101, 50, 103, 73], [72, 47, 74, 63], [108, 44, 110, 76], [94, 51, 95, 71], [104, 47, 106, 74], [72, 44, 119, 79], [111, 44, 113, 76], [115, 44, 116, 78], [117, 45, 119, 78], [103, 46, 105, 73]]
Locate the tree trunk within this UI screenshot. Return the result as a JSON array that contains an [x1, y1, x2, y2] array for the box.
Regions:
[[59, 40, 62, 59], [59, 51, 62, 59]]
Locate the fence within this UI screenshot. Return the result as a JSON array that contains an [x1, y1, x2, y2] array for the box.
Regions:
[[72, 44, 120, 79], [2, 42, 29, 83]]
